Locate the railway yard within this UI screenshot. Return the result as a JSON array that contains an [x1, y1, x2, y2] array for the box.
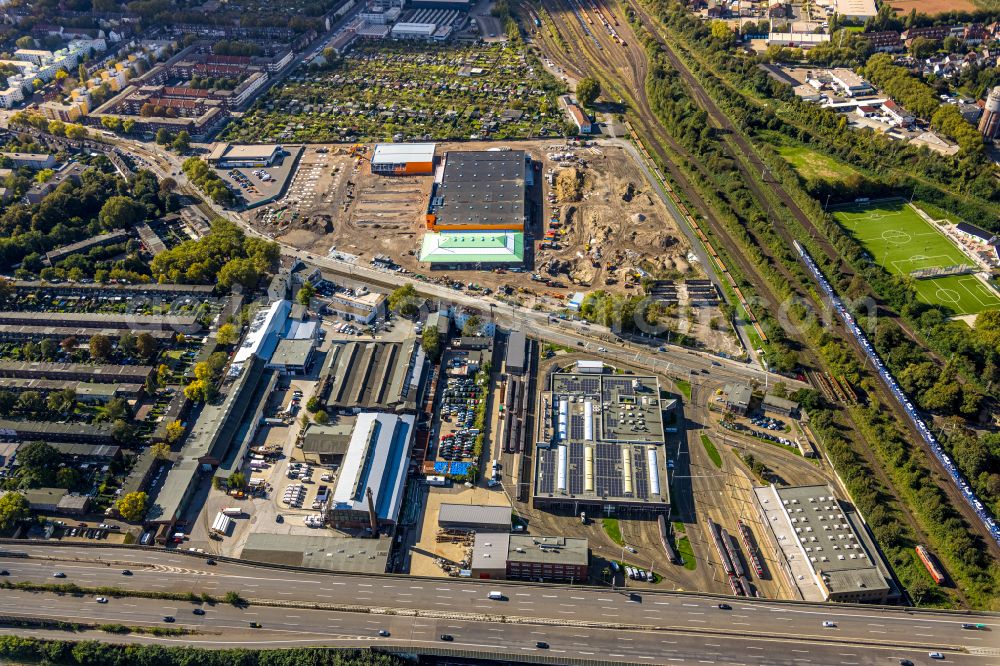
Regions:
[[521, 0, 1000, 570]]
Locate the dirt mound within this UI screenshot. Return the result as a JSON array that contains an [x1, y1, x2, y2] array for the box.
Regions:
[[555, 168, 583, 203]]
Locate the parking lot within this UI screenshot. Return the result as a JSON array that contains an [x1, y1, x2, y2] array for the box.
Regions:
[[213, 146, 301, 208]]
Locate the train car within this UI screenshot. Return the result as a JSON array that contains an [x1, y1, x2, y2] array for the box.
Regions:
[[916, 545, 945, 585]]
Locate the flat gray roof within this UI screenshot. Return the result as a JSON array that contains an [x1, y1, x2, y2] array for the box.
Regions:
[[507, 535, 588, 566], [50, 442, 120, 459], [438, 502, 511, 529], [241, 533, 391, 573], [763, 393, 799, 411], [301, 421, 354, 455], [0, 361, 153, 382], [432, 150, 527, 229], [506, 329, 526, 371], [269, 338, 314, 367], [0, 311, 199, 330], [471, 531, 510, 571], [761, 484, 890, 598]]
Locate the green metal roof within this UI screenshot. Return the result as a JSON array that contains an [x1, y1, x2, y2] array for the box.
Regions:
[[419, 232, 524, 264]]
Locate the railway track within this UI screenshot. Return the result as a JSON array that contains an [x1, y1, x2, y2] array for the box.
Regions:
[[625, 0, 1000, 560], [525, 0, 1000, 575]]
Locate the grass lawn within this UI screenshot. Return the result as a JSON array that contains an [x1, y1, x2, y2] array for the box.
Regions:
[[776, 145, 860, 184], [700, 434, 722, 469], [833, 201, 1000, 315], [602, 518, 624, 546], [676, 535, 697, 570], [674, 379, 691, 400]]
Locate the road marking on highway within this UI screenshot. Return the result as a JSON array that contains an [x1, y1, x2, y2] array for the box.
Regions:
[[381, 585, 395, 588], [437, 588, 451, 591], [667, 659, 684, 662], [791, 650, 808, 653], [578, 651, 594, 655], [838, 654, 856, 657], [683, 603, 699, 607], [598, 598, 613, 602], [868, 630, 886, 634], [543, 595, 557, 598], [570, 596, 584, 600], [655, 602, 671, 605], [409, 586, 423, 590], [557, 611, 575, 614], [732, 622, 751, 626], [609, 654, 625, 658], [358, 584, 371, 587], [867, 623, 884, 627]]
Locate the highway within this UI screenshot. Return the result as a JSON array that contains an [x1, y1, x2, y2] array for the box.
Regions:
[[1, 545, 998, 664]]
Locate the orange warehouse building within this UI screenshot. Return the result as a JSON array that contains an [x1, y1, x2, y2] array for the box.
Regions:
[[370, 143, 437, 175]]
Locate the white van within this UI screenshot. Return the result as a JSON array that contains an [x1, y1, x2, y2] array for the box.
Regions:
[[488, 591, 504, 600]]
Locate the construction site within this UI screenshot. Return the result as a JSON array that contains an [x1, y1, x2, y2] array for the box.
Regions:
[[243, 139, 739, 354]]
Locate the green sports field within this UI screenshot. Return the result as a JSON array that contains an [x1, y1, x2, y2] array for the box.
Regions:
[[833, 201, 1000, 315]]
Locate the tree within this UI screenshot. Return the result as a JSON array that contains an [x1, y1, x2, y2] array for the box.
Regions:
[[184, 379, 212, 402], [388, 283, 419, 317], [313, 409, 329, 424], [216, 323, 238, 345], [15, 36, 35, 49], [65, 124, 87, 140], [55, 466, 81, 489], [60, 336, 78, 354], [421, 326, 442, 362], [16, 391, 45, 416], [576, 77, 601, 107], [119, 331, 137, 358], [122, 118, 135, 134], [296, 282, 315, 306], [46, 388, 76, 414], [17, 441, 60, 472], [228, 471, 246, 490], [710, 20, 734, 44], [0, 391, 15, 416], [217, 257, 260, 290], [136, 332, 157, 362], [155, 128, 171, 145], [151, 442, 172, 460], [171, 130, 191, 153], [462, 315, 482, 336], [115, 491, 148, 522], [98, 196, 146, 230], [99, 397, 128, 423], [89, 334, 112, 361], [306, 396, 321, 412], [909, 37, 939, 60], [0, 492, 30, 530], [165, 420, 185, 445]]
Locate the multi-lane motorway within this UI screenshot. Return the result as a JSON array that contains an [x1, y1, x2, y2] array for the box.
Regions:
[[2, 546, 997, 665]]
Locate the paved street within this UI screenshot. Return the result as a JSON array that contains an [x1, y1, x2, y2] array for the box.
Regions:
[[1, 545, 997, 665]]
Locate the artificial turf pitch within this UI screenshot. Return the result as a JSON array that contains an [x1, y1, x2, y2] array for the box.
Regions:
[[833, 201, 1000, 315]]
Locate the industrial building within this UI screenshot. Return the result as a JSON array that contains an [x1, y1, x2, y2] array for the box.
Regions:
[[300, 422, 355, 465], [241, 533, 392, 573], [325, 412, 415, 529], [834, 0, 877, 21], [206, 143, 283, 168], [370, 143, 436, 175], [147, 355, 272, 529], [505, 330, 527, 375], [426, 150, 529, 231], [761, 393, 800, 418], [468, 533, 589, 582], [418, 230, 525, 268], [532, 369, 670, 515], [320, 338, 426, 414], [754, 484, 896, 604], [438, 503, 512, 532], [267, 338, 315, 375]]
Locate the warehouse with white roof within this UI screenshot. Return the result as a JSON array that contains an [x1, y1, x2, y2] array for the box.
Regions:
[[370, 142, 437, 175]]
